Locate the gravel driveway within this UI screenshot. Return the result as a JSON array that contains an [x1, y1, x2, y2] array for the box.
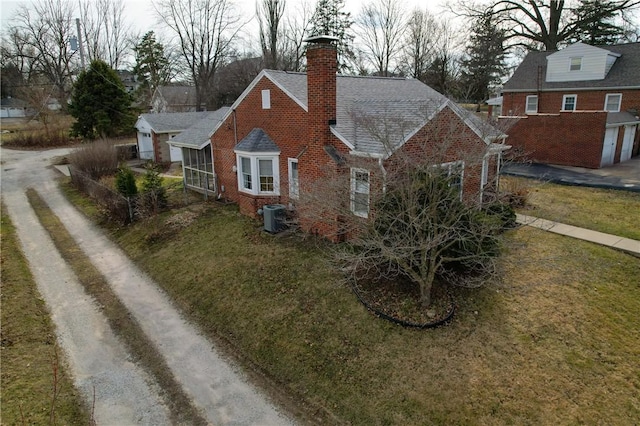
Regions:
[[1, 147, 295, 425]]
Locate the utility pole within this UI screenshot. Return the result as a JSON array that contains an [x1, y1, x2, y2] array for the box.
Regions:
[[76, 18, 86, 70]]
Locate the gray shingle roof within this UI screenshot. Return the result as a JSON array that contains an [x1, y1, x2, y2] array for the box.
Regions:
[[607, 111, 640, 125], [264, 71, 500, 157], [503, 42, 640, 92], [157, 86, 197, 105], [234, 128, 280, 153], [138, 111, 211, 133], [169, 107, 231, 148]]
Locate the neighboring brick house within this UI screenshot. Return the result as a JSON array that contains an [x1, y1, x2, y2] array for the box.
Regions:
[[500, 42, 640, 168], [134, 110, 228, 163], [169, 36, 507, 238]]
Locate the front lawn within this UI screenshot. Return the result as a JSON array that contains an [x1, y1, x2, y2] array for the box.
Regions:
[[0, 204, 90, 424], [62, 181, 640, 424], [506, 176, 640, 240]]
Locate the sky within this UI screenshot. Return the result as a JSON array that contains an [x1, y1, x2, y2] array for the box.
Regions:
[[1, 0, 448, 39]]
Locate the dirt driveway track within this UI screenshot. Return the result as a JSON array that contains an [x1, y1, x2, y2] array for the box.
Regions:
[[1, 147, 295, 425]]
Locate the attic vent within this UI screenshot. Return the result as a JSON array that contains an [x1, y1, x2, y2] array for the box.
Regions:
[[262, 90, 271, 109]]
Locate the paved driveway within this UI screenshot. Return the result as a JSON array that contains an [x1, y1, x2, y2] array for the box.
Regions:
[[1, 147, 295, 425], [502, 156, 640, 192]]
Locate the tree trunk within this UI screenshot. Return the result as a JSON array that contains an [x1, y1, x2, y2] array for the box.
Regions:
[[420, 257, 438, 308]]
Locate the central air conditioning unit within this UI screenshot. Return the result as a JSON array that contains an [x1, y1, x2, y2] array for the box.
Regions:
[[262, 204, 286, 233]]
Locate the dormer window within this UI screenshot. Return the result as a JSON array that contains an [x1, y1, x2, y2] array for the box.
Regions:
[[569, 57, 582, 71], [604, 94, 622, 112]]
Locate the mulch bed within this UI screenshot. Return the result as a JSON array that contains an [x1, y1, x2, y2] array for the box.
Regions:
[[352, 274, 455, 328]]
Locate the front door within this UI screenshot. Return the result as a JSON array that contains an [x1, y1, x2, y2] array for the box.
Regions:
[[620, 125, 636, 162], [601, 127, 618, 167]]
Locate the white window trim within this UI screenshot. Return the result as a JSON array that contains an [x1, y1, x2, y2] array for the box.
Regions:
[[235, 151, 280, 196], [288, 158, 299, 200], [439, 160, 465, 200], [562, 94, 577, 111], [569, 57, 582, 71], [525, 95, 538, 114], [604, 93, 622, 112], [350, 168, 370, 218]]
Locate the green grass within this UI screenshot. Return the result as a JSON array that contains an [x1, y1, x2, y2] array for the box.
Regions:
[[507, 176, 640, 240], [61, 179, 640, 425], [0, 203, 90, 425], [26, 189, 207, 425]]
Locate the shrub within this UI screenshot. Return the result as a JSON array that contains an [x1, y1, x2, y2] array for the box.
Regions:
[[115, 165, 138, 197], [68, 139, 119, 180], [483, 201, 517, 229], [136, 163, 167, 217], [2, 129, 72, 148], [500, 177, 531, 207]]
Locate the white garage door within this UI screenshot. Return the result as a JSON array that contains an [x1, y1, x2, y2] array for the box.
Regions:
[[138, 132, 153, 160]]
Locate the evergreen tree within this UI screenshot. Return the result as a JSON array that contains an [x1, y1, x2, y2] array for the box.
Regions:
[[69, 60, 135, 139], [133, 32, 172, 101], [460, 9, 507, 106], [115, 164, 138, 197], [308, 0, 355, 72], [573, 0, 626, 45]]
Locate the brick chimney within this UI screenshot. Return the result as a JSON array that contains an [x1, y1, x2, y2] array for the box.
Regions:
[[305, 35, 338, 148]]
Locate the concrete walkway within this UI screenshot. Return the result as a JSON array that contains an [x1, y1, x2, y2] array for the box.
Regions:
[[517, 214, 640, 256]]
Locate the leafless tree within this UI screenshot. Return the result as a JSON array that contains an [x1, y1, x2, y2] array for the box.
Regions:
[[10, 0, 78, 105], [153, 0, 243, 110], [298, 102, 509, 307], [257, 0, 286, 69], [281, 0, 314, 71], [356, 0, 406, 76], [453, 0, 640, 51], [422, 21, 463, 97], [398, 8, 440, 81], [79, 0, 132, 70]]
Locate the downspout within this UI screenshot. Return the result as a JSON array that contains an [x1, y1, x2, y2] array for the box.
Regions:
[[378, 157, 387, 194], [233, 109, 238, 145]]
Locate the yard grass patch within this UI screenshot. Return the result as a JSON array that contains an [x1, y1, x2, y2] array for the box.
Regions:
[[506, 176, 640, 240], [0, 203, 89, 425], [59, 176, 640, 425], [26, 189, 208, 425]]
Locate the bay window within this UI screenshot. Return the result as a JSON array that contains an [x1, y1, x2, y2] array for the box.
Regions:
[[236, 153, 280, 195]]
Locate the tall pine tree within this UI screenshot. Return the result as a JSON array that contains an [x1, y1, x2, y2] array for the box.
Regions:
[[133, 32, 172, 102], [573, 0, 626, 45], [308, 0, 355, 72], [69, 60, 135, 139], [460, 9, 507, 107]]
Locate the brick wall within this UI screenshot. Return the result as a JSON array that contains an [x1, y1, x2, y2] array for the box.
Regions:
[[502, 89, 640, 115], [212, 77, 311, 217], [501, 111, 608, 168], [390, 107, 494, 201]]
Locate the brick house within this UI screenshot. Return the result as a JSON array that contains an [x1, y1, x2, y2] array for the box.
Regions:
[[500, 42, 640, 168], [168, 36, 507, 238]]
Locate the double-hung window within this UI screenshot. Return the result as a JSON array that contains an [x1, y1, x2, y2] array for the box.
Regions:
[[604, 94, 622, 112], [440, 161, 464, 199], [350, 168, 370, 218], [569, 57, 582, 71], [525, 95, 538, 114], [562, 94, 577, 111], [288, 158, 299, 199], [236, 153, 280, 195]]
